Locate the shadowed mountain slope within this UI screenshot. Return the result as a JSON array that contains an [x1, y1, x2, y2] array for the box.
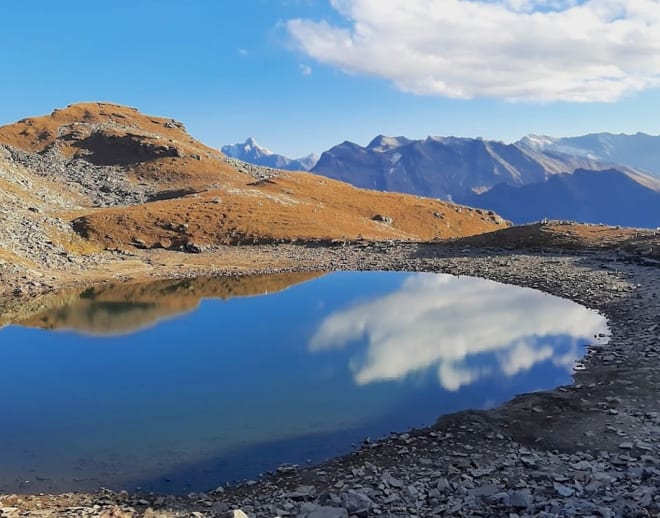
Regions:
[[517, 132, 660, 177], [462, 169, 660, 228]]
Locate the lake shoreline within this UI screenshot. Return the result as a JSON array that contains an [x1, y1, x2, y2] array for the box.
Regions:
[[1, 242, 659, 517]]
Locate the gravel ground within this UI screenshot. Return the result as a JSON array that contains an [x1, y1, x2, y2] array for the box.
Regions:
[[1, 243, 658, 517]]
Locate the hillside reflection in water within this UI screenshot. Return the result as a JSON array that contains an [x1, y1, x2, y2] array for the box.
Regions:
[[0, 271, 607, 494], [14, 272, 325, 335]]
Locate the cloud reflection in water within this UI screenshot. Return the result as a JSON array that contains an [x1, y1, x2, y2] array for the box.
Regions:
[[310, 274, 608, 391]]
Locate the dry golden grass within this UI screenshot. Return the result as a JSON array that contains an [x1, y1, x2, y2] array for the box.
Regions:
[[72, 176, 506, 249], [0, 247, 38, 268]]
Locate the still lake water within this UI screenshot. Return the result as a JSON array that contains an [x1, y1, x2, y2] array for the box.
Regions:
[[0, 271, 608, 493]]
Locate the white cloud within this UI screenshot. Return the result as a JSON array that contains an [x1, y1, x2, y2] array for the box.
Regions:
[[286, 0, 660, 101], [499, 340, 555, 376], [309, 273, 608, 391], [300, 63, 313, 76]]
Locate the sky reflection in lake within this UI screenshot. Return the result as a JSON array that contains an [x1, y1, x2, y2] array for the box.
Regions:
[[0, 272, 607, 494], [310, 273, 607, 391]]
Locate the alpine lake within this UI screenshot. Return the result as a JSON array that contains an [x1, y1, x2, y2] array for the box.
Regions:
[[0, 271, 609, 494]]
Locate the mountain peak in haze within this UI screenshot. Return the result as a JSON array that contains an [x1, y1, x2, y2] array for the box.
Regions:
[[516, 132, 660, 176], [367, 135, 411, 152], [222, 137, 318, 171], [313, 130, 660, 196], [225, 137, 273, 159]]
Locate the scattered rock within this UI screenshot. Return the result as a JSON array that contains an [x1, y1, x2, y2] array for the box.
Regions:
[[340, 490, 373, 514], [508, 490, 532, 509]]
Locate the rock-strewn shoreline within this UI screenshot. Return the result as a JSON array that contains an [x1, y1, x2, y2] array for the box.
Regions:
[[1, 242, 658, 517]]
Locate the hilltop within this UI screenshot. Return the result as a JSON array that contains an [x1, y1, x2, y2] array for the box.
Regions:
[[0, 102, 507, 294]]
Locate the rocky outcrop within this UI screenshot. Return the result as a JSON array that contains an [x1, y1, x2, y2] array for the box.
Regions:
[[68, 131, 182, 166]]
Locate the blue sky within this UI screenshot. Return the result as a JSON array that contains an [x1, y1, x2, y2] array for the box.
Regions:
[[1, 0, 659, 157]]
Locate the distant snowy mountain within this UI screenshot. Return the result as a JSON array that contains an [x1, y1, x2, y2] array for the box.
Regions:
[[221, 138, 318, 171], [517, 132, 660, 177]]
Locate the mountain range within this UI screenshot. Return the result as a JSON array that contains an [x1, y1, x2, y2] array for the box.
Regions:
[[225, 133, 660, 228], [222, 137, 318, 171]]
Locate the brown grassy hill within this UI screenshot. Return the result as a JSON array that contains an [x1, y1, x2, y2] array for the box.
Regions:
[[0, 102, 508, 251], [71, 175, 506, 249], [0, 102, 206, 155], [0, 101, 244, 192]]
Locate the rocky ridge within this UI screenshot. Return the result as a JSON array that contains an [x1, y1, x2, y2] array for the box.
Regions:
[[310, 135, 660, 201]]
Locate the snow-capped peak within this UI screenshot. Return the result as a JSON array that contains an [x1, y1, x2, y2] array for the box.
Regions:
[[516, 134, 557, 150], [367, 135, 411, 152], [242, 137, 273, 156], [222, 137, 275, 161], [221, 138, 318, 171]]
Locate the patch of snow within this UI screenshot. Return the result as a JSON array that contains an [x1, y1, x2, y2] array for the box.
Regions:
[[389, 152, 402, 165]]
